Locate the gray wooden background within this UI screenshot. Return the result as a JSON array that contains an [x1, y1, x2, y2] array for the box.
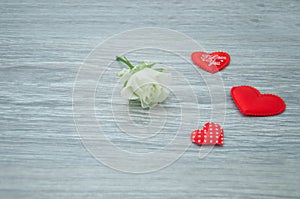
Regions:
[[1, 0, 300, 198]]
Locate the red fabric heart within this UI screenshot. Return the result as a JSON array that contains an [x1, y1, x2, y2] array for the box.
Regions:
[[231, 86, 286, 116], [191, 122, 224, 145], [191, 51, 230, 73]]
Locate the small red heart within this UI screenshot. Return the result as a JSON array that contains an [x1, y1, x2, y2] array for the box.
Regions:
[[231, 86, 286, 116], [191, 122, 224, 145], [191, 51, 230, 73]]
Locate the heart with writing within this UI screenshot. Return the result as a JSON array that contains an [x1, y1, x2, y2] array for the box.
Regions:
[[191, 51, 230, 73], [231, 86, 286, 116], [191, 122, 224, 146]]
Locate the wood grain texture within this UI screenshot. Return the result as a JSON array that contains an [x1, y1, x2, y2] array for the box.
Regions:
[[0, 0, 300, 198]]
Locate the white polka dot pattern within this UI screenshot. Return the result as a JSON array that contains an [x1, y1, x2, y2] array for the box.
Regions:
[[190, 122, 224, 146]]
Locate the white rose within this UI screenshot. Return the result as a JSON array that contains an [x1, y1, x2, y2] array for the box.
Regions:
[[120, 68, 172, 108]]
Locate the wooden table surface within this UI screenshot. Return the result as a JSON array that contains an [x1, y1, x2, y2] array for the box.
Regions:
[[1, 0, 300, 198]]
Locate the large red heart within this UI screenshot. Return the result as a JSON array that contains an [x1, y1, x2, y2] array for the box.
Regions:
[[191, 51, 230, 73], [191, 122, 224, 145], [231, 86, 286, 116]]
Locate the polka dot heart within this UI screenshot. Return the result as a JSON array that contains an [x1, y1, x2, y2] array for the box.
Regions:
[[191, 122, 224, 146]]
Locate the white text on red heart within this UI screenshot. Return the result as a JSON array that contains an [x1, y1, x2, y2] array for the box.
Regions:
[[201, 54, 227, 66]]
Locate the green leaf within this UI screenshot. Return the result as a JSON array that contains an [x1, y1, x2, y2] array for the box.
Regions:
[[123, 80, 128, 87], [116, 56, 135, 69], [155, 68, 165, 72], [146, 62, 156, 68]]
